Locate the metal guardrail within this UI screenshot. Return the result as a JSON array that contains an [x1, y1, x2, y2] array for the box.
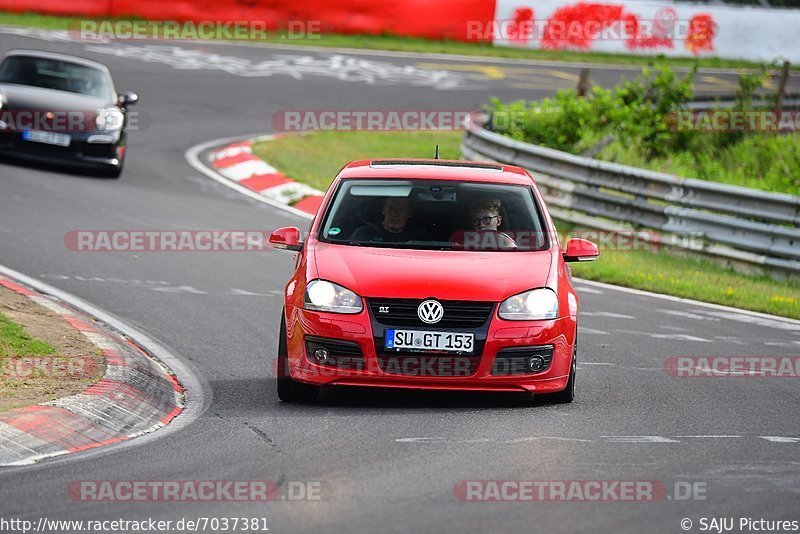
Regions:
[[460, 104, 800, 276]]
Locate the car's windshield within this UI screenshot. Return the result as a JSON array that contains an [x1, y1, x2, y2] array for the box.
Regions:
[[0, 56, 113, 99], [319, 179, 548, 251]]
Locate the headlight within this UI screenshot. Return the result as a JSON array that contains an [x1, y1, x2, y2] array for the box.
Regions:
[[304, 280, 363, 314], [498, 288, 559, 320], [95, 108, 124, 131]]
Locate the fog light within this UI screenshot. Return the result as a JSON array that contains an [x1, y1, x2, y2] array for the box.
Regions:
[[313, 347, 329, 364], [527, 355, 545, 372]]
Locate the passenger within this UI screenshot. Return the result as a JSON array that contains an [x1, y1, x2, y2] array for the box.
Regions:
[[469, 197, 503, 231], [466, 197, 516, 250]]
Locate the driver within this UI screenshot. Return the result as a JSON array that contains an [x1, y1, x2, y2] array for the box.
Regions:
[[350, 196, 415, 243]]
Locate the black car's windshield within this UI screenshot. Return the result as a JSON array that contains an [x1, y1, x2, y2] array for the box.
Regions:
[[0, 56, 113, 99], [319, 179, 548, 252]]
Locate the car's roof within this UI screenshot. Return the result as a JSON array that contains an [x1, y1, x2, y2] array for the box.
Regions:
[[3, 49, 110, 73], [339, 159, 535, 186]]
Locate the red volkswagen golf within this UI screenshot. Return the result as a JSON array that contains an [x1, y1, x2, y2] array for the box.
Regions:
[[269, 159, 598, 403]]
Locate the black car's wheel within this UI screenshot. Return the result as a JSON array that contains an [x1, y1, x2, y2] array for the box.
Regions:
[[539, 337, 576, 404], [276, 314, 320, 403], [100, 162, 123, 178]]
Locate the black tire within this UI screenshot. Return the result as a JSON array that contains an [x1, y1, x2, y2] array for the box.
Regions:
[[276, 314, 320, 403], [98, 163, 122, 178], [539, 339, 576, 404]]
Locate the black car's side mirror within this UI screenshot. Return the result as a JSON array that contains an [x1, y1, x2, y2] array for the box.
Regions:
[[118, 91, 139, 107]]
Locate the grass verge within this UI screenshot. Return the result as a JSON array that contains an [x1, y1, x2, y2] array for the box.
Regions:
[[1, 287, 104, 413], [252, 131, 462, 191], [0, 10, 793, 72], [251, 130, 800, 319], [0, 311, 55, 361], [596, 135, 800, 196], [566, 236, 800, 319]]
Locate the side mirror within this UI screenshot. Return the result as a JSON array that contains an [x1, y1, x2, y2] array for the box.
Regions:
[[563, 238, 599, 262], [118, 91, 138, 107], [269, 227, 303, 252]]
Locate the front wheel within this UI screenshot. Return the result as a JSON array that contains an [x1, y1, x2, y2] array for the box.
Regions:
[[276, 314, 320, 403], [538, 342, 576, 404], [97, 162, 123, 178]]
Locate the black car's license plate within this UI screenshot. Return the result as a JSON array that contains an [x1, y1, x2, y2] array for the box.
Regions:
[[23, 130, 71, 147]]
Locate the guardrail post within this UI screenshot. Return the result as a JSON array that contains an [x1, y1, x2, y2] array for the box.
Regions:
[[577, 68, 591, 97], [777, 61, 791, 111]]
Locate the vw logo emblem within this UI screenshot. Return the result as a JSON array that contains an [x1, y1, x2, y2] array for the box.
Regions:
[[418, 299, 444, 324]]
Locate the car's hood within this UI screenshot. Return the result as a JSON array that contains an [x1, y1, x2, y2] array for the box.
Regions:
[[0, 83, 110, 111], [312, 242, 553, 302]]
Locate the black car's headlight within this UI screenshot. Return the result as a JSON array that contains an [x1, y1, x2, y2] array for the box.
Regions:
[[304, 280, 363, 314], [95, 108, 124, 131], [498, 288, 559, 320]]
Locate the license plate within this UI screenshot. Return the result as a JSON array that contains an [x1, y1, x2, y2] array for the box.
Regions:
[[23, 130, 71, 147], [385, 329, 474, 353]]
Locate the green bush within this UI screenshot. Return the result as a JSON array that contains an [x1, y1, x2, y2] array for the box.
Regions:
[[488, 62, 800, 195]]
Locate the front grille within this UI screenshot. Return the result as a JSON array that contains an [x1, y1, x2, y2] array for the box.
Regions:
[[0, 132, 114, 158], [82, 142, 117, 158], [492, 345, 554, 375], [368, 299, 494, 329], [377, 354, 479, 377], [305, 336, 364, 370]]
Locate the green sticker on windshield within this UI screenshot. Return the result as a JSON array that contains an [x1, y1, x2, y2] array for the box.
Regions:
[[328, 227, 341, 236]]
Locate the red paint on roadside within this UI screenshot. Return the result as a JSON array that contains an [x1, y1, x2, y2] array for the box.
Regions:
[[240, 173, 291, 191], [103, 349, 128, 367], [685, 14, 717, 54], [293, 195, 325, 215], [540, 2, 677, 51], [0, 278, 36, 296], [213, 152, 255, 168], [160, 406, 183, 424], [508, 7, 535, 45], [68, 435, 127, 453], [64, 315, 96, 332], [1, 405, 115, 448], [542, 3, 629, 50], [165, 373, 185, 393]]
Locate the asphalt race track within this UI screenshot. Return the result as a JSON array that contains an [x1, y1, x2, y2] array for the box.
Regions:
[[1, 28, 800, 533]]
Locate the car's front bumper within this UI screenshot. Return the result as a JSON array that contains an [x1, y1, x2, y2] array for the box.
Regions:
[[0, 130, 124, 170], [284, 306, 576, 394]]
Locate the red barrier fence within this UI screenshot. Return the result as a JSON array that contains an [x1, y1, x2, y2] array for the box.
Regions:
[[0, 0, 497, 42], [5, 0, 797, 62], [0, 0, 110, 18]]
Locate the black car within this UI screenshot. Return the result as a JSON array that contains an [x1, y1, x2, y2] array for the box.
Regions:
[[0, 50, 138, 177]]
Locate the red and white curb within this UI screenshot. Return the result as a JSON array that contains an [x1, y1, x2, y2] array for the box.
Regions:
[[208, 138, 325, 217], [0, 274, 185, 466]]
